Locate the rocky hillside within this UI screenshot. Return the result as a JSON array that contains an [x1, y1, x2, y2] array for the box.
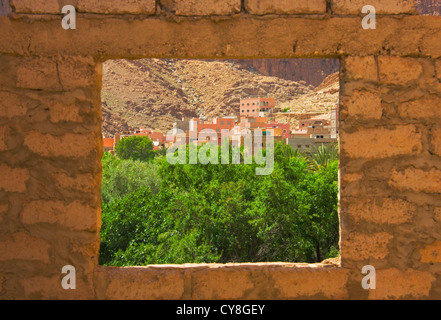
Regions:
[[232, 59, 339, 87], [273, 72, 339, 129], [101, 59, 341, 137]]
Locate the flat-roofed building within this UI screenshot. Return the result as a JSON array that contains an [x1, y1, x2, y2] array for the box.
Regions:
[[239, 97, 275, 117], [103, 137, 115, 153]]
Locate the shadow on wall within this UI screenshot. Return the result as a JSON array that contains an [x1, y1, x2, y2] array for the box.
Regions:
[[0, 0, 11, 16]]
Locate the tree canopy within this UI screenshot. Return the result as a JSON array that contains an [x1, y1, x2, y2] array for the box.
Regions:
[[114, 135, 155, 162], [99, 143, 339, 266]]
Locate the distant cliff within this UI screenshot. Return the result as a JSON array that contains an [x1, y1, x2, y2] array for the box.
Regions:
[[101, 59, 340, 137]]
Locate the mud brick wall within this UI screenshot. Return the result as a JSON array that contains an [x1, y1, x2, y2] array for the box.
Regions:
[[0, 0, 440, 299]]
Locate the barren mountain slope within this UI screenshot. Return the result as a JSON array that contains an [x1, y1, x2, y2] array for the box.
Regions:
[[101, 59, 340, 136], [273, 72, 340, 129]]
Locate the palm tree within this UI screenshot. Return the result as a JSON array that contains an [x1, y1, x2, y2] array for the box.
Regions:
[[305, 142, 339, 171], [274, 142, 303, 161], [156, 145, 168, 157]]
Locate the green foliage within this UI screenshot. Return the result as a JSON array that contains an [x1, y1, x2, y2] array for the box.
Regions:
[[101, 152, 161, 203], [114, 135, 155, 162], [282, 107, 290, 113], [99, 142, 340, 266], [155, 145, 168, 157]]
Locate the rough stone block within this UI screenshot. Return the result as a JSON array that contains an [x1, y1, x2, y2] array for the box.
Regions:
[[0, 92, 27, 119], [0, 274, 4, 292], [70, 238, 100, 271], [16, 57, 96, 91], [0, 232, 50, 262], [368, 268, 435, 299], [435, 207, 441, 223], [20, 274, 95, 299], [20, 276, 62, 299], [346, 197, 415, 224], [436, 59, 441, 81], [78, 0, 156, 14], [0, 164, 29, 192], [103, 267, 185, 299], [341, 89, 383, 120], [0, 126, 7, 151], [245, 0, 326, 15], [21, 200, 99, 231], [191, 266, 254, 299], [422, 30, 441, 59], [420, 240, 441, 264], [342, 172, 363, 183], [398, 95, 441, 120], [160, 0, 241, 16], [431, 127, 441, 157], [16, 57, 62, 91], [342, 232, 392, 260], [271, 266, 349, 299], [10, 0, 60, 13], [52, 172, 99, 193], [344, 56, 377, 82], [48, 102, 82, 123], [379, 56, 423, 86], [57, 56, 97, 90], [24, 131, 96, 158], [389, 167, 441, 193], [342, 125, 422, 159], [0, 204, 7, 223]]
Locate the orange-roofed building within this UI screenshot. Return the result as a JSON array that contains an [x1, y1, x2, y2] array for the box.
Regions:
[[103, 137, 115, 152], [188, 117, 236, 144], [265, 121, 290, 139], [133, 127, 167, 148], [238, 117, 269, 135]]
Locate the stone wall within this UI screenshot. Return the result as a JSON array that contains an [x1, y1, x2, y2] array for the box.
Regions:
[[0, 0, 440, 299]]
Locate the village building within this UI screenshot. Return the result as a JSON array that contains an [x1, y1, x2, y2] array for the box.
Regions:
[[104, 99, 338, 155], [240, 97, 275, 117], [103, 137, 115, 153], [288, 106, 339, 152], [103, 128, 167, 153]]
